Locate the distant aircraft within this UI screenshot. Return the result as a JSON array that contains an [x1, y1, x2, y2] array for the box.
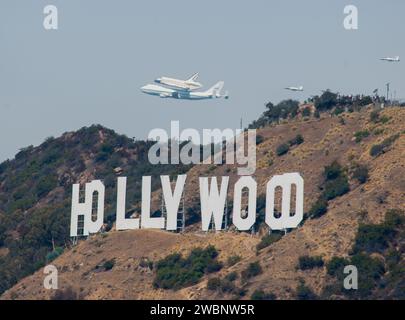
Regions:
[[380, 56, 400, 62], [154, 73, 202, 91], [141, 81, 229, 100], [285, 86, 304, 92]]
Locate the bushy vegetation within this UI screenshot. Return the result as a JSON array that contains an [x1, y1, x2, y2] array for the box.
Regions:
[[46, 247, 64, 262], [251, 289, 276, 300], [249, 100, 300, 129], [298, 256, 324, 270], [354, 130, 370, 143], [296, 280, 318, 300], [351, 164, 369, 184], [256, 232, 283, 252], [308, 161, 349, 219], [51, 287, 79, 300], [241, 262, 262, 281], [275, 134, 304, 157], [308, 197, 328, 219], [276, 143, 290, 156], [324, 209, 404, 299], [154, 246, 222, 290], [288, 134, 304, 146], [103, 259, 115, 271], [369, 134, 400, 157], [313, 90, 338, 111], [206, 275, 244, 296]]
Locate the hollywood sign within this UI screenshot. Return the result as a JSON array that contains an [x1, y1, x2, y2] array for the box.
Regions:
[[70, 173, 304, 236]]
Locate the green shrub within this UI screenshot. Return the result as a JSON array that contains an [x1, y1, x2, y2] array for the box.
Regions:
[[323, 176, 350, 200], [370, 134, 400, 157], [354, 130, 370, 143], [324, 161, 343, 180], [103, 259, 115, 271], [256, 233, 283, 251], [326, 257, 349, 277], [296, 281, 318, 300], [207, 278, 221, 291], [298, 256, 324, 270], [289, 134, 304, 146], [251, 289, 276, 300], [154, 246, 221, 290], [352, 165, 369, 184], [219, 279, 236, 293], [308, 197, 328, 218], [46, 247, 64, 262], [276, 143, 290, 156], [353, 223, 396, 254], [241, 262, 262, 281], [35, 176, 58, 198], [224, 271, 238, 282], [256, 135, 264, 145], [370, 144, 384, 157]]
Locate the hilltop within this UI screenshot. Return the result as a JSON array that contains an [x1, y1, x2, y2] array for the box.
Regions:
[[1, 101, 404, 300]]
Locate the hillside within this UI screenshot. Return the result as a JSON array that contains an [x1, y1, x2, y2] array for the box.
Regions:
[[1, 104, 404, 300], [0, 125, 191, 294]]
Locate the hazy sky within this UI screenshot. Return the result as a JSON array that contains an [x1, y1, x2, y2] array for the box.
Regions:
[[0, 0, 404, 162]]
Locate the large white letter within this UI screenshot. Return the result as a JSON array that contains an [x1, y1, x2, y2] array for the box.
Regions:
[[232, 176, 257, 230], [200, 177, 229, 231], [343, 5, 358, 30], [265, 173, 304, 230], [161, 175, 187, 230], [141, 176, 165, 229], [43, 5, 58, 30], [116, 177, 140, 230], [84, 180, 105, 234], [70, 180, 105, 236], [70, 184, 89, 237]]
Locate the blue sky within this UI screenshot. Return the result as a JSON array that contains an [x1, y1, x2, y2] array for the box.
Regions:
[[0, 0, 404, 161]]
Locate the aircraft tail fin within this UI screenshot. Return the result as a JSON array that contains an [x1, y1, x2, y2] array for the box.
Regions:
[[206, 81, 224, 96], [205, 81, 224, 96], [187, 73, 199, 82], [396, 56, 400, 61]]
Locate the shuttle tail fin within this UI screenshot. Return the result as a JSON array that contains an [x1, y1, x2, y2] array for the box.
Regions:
[[187, 73, 199, 82]]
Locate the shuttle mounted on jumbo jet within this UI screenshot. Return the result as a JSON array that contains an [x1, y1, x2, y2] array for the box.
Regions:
[[155, 73, 202, 91], [141, 81, 229, 100]]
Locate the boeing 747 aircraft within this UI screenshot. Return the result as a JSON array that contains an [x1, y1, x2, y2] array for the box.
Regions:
[[380, 56, 400, 62], [141, 81, 228, 100], [154, 73, 202, 91], [285, 86, 304, 92]]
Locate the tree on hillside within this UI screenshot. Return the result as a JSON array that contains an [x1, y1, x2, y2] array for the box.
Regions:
[[314, 90, 338, 111]]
